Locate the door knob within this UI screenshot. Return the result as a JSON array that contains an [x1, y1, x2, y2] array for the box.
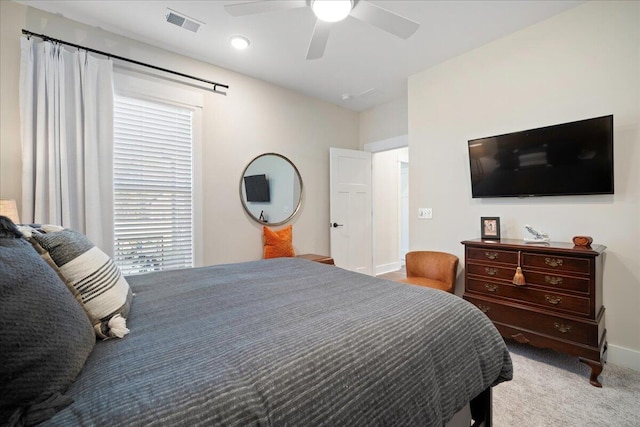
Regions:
[[331, 222, 344, 228]]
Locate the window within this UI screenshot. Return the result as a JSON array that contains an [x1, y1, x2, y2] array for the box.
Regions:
[[113, 95, 194, 275]]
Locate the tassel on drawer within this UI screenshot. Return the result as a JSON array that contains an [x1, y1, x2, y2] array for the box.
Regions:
[[513, 251, 526, 286]]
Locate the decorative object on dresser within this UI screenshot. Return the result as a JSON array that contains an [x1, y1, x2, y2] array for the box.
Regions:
[[462, 238, 607, 387], [524, 225, 550, 243], [573, 235, 594, 248], [481, 217, 501, 240]]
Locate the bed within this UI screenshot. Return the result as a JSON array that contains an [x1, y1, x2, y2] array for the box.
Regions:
[[38, 257, 512, 426]]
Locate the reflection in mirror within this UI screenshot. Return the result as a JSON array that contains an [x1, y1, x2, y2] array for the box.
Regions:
[[240, 153, 303, 226]]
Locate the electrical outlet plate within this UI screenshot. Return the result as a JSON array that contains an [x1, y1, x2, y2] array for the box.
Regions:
[[418, 208, 433, 219]]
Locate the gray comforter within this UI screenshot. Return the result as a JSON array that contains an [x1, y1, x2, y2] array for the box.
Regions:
[[46, 258, 512, 426]]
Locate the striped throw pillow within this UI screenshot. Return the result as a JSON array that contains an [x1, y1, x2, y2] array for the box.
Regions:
[[31, 228, 133, 339]]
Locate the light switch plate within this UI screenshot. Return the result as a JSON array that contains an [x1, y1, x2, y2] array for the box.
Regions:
[[418, 208, 433, 219]]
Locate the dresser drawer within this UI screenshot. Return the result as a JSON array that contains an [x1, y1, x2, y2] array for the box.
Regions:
[[467, 247, 517, 265], [523, 253, 591, 275], [466, 262, 514, 281], [466, 277, 591, 317], [523, 270, 591, 294], [492, 323, 603, 363], [464, 295, 599, 346]]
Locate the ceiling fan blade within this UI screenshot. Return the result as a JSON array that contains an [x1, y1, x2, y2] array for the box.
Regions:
[[224, 0, 306, 17], [306, 19, 332, 60], [350, 1, 420, 39]]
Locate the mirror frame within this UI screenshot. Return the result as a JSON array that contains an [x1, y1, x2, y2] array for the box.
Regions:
[[239, 152, 303, 226]]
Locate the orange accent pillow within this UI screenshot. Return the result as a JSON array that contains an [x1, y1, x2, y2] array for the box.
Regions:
[[263, 225, 295, 259]]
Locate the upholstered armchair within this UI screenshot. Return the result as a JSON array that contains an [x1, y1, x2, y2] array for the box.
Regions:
[[398, 251, 459, 293]]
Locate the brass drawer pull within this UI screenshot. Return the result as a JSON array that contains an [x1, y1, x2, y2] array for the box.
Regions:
[[478, 304, 490, 313], [485, 251, 498, 260], [545, 275, 563, 285], [485, 267, 498, 276], [485, 284, 498, 292], [545, 258, 564, 268], [545, 295, 562, 305], [554, 322, 572, 333]]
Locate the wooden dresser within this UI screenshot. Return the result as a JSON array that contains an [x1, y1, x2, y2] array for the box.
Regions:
[[461, 238, 607, 387]]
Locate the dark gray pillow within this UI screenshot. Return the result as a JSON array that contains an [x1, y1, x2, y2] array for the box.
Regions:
[[0, 234, 95, 426]]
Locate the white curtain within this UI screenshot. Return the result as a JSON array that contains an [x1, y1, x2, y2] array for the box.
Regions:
[[19, 37, 115, 255]]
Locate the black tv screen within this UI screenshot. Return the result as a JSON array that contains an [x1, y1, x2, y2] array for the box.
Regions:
[[244, 174, 270, 202], [468, 115, 614, 198]]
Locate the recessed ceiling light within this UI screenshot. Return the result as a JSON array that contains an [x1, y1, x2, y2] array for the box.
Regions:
[[311, 0, 353, 23], [230, 35, 250, 50]]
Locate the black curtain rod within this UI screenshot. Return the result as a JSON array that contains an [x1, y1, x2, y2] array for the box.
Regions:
[[22, 29, 229, 93]]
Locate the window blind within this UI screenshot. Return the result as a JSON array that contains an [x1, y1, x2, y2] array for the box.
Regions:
[[113, 96, 194, 275]]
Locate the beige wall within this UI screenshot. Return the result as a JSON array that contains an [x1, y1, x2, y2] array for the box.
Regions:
[[409, 1, 640, 369], [0, 1, 359, 264], [0, 1, 24, 201], [359, 95, 408, 148]]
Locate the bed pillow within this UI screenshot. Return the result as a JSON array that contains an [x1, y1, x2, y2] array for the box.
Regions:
[[30, 228, 132, 339], [0, 217, 95, 426], [263, 225, 295, 259]]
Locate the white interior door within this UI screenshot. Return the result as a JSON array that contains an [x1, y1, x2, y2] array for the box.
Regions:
[[330, 147, 373, 275]]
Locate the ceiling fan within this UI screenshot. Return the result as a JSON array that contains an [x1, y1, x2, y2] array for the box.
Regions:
[[224, 0, 420, 60]]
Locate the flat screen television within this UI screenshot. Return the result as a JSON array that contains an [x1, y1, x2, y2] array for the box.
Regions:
[[468, 115, 614, 198], [244, 174, 270, 202]]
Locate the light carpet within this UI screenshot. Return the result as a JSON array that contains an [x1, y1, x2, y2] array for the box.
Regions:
[[493, 342, 640, 426]]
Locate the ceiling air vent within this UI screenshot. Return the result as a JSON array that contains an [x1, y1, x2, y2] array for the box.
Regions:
[[165, 8, 203, 33]]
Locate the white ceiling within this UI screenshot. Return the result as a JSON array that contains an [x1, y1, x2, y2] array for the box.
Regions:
[[18, 0, 584, 112]]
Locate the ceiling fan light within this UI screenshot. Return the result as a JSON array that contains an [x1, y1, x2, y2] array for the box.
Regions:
[[230, 35, 250, 50], [311, 0, 352, 23]]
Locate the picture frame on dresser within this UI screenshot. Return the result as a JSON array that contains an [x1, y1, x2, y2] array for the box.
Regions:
[[481, 217, 501, 240]]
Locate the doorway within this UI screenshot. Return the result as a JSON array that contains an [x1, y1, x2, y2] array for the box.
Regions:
[[372, 146, 409, 275], [329, 140, 408, 277]]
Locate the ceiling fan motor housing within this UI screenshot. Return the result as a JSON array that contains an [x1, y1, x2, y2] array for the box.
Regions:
[[311, 0, 354, 23]]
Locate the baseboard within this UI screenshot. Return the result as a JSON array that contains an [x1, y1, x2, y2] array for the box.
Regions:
[[606, 344, 640, 372], [375, 261, 402, 276]]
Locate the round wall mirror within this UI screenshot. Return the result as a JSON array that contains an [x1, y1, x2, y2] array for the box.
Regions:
[[240, 153, 303, 226]]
